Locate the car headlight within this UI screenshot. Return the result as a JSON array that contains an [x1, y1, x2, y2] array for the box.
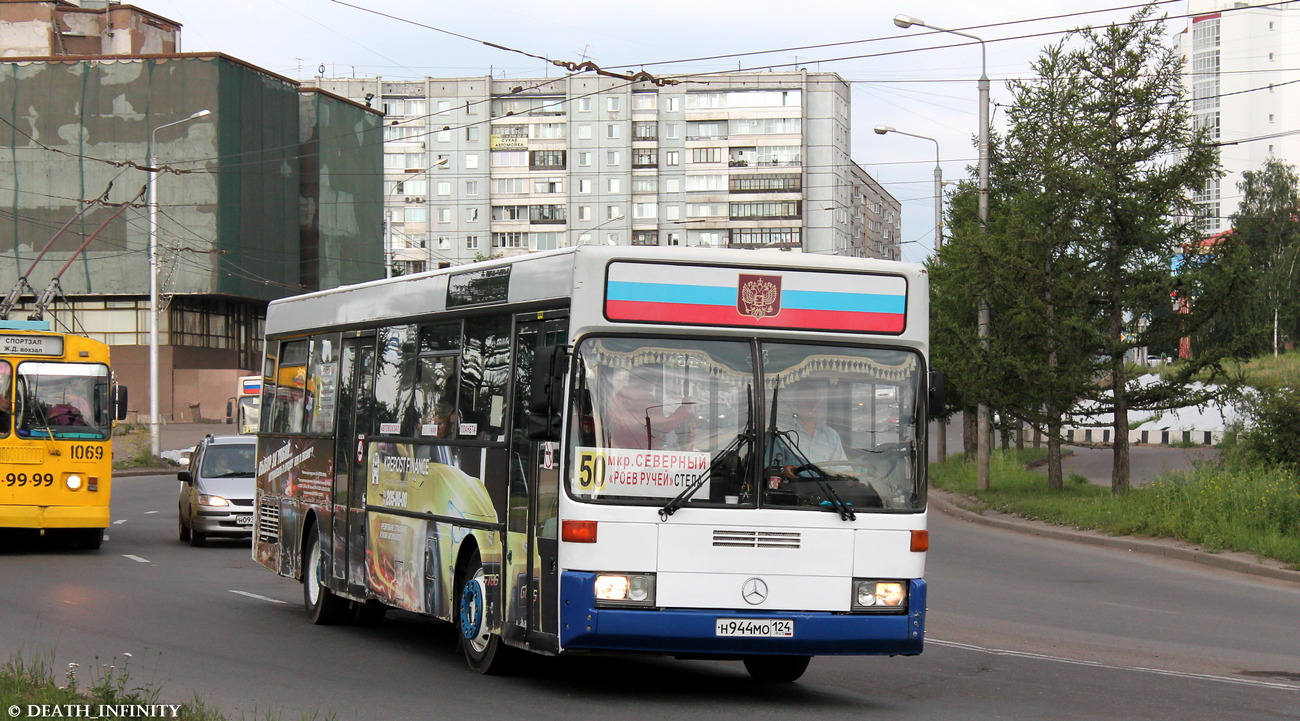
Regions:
[[594, 573, 656, 607], [198, 494, 230, 507], [852, 579, 908, 612], [65, 474, 83, 491]]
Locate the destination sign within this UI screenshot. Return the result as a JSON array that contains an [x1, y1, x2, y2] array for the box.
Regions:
[[0, 334, 63, 356]]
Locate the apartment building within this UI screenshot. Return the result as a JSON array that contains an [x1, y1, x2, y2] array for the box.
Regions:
[[305, 71, 902, 272], [1180, 0, 1300, 234]]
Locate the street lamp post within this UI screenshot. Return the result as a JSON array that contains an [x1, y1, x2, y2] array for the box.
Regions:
[[148, 109, 210, 458], [873, 125, 942, 256], [894, 13, 992, 489]]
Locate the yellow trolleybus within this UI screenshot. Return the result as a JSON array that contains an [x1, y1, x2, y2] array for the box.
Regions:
[[0, 320, 127, 549]]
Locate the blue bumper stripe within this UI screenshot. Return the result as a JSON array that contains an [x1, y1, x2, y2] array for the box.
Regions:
[[560, 572, 925, 656]]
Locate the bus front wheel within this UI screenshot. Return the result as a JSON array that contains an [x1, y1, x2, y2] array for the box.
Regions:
[[303, 523, 348, 624], [77, 528, 104, 550], [743, 655, 811, 682], [456, 549, 514, 674]]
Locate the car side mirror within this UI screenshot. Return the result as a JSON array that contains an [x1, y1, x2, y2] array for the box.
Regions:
[[113, 384, 128, 421], [178, 470, 192, 484]]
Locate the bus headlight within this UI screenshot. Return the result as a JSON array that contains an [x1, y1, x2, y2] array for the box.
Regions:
[[852, 580, 908, 612], [199, 494, 230, 507], [594, 573, 656, 607], [65, 474, 84, 491]]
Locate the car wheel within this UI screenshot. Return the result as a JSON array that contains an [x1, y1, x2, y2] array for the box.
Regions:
[[189, 529, 206, 547], [456, 548, 514, 674], [742, 655, 810, 682], [303, 522, 348, 624], [178, 517, 191, 542]]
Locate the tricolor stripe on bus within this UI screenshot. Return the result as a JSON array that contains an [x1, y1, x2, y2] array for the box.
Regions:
[[604, 262, 908, 334]]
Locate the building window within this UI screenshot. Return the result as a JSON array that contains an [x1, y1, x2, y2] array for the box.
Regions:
[[491, 151, 527, 167], [607, 205, 623, 220], [492, 232, 526, 248], [578, 179, 592, 194], [632, 92, 657, 110], [633, 202, 657, 220], [730, 228, 801, 248], [494, 177, 526, 194], [578, 151, 592, 167], [578, 97, 591, 112], [534, 178, 563, 194], [686, 175, 726, 192], [491, 205, 529, 221], [532, 232, 561, 250], [730, 173, 801, 193], [728, 201, 801, 219], [436, 181, 452, 196], [632, 230, 658, 246], [439, 208, 452, 223], [665, 151, 680, 166], [465, 180, 479, 196], [578, 206, 592, 221], [577, 124, 593, 140], [530, 205, 566, 224], [632, 149, 657, 168], [607, 178, 621, 193], [607, 151, 621, 167], [691, 147, 723, 164], [529, 150, 566, 170], [607, 96, 622, 112], [466, 235, 480, 250], [632, 176, 658, 193], [464, 154, 479, 169], [606, 123, 621, 139], [633, 121, 658, 140]]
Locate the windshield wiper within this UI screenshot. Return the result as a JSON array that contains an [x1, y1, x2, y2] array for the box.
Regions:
[[775, 446, 857, 522], [659, 386, 752, 520]]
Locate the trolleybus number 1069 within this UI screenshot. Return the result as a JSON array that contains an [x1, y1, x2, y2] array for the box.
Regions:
[[715, 619, 795, 638]]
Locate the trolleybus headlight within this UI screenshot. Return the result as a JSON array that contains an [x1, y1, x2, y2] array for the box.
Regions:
[[852, 580, 908, 611], [594, 573, 656, 607], [199, 494, 230, 507], [65, 474, 84, 491]]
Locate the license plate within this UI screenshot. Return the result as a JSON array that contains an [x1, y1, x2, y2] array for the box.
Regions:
[[715, 618, 794, 638], [236, 515, 254, 526]]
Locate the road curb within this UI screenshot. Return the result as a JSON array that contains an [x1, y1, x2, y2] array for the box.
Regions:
[[929, 490, 1300, 585]]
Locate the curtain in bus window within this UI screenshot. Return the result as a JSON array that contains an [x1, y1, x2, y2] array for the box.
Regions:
[[459, 315, 511, 440], [416, 322, 461, 438], [305, 335, 342, 434], [271, 341, 309, 434], [15, 362, 111, 439], [373, 325, 418, 436], [0, 360, 10, 437]]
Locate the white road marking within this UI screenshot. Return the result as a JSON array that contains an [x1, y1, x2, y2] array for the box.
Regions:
[[144, 511, 159, 515], [113, 520, 127, 525], [121, 555, 150, 564], [229, 590, 289, 605], [929, 638, 1300, 692]]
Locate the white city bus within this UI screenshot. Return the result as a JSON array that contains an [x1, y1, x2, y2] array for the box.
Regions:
[[252, 246, 937, 681]]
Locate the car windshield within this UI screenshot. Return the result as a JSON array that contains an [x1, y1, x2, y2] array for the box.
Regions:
[[567, 337, 925, 512], [202, 443, 256, 477], [16, 362, 112, 440]]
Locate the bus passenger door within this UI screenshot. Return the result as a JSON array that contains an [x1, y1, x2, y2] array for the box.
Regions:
[[507, 314, 566, 652], [334, 335, 376, 598]]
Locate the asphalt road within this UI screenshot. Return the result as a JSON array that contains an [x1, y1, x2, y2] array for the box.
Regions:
[[2, 473, 1297, 720]]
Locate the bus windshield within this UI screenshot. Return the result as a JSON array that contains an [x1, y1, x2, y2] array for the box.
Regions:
[[16, 362, 112, 440], [569, 337, 924, 512]]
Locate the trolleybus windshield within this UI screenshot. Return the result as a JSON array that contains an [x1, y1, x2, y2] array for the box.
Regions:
[[16, 362, 112, 439]]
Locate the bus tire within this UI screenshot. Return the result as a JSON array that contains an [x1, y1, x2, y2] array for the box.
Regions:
[[743, 655, 811, 682], [77, 528, 104, 550], [456, 549, 514, 675], [303, 523, 348, 624]]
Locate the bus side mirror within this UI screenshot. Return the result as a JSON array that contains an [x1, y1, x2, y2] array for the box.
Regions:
[[114, 384, 129, 421], [226, 398, 235, 422], [927, 368, 945, 419], [527, 345, 568, 441]]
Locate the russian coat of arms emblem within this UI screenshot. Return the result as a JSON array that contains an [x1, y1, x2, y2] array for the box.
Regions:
[[737, 274, 782, 319]]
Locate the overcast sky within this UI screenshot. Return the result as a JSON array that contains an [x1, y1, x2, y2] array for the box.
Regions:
[[149, 0, 1195, 262]]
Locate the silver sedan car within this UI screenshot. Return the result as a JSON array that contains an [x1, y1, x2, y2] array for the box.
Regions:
[[177, 434, 256, 546]]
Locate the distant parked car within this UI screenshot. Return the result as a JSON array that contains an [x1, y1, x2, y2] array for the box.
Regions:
[[177, 434, 256, 546]]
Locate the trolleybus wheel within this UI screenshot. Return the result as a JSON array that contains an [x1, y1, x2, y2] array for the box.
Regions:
[[742, 655, 811, 682], [77, 528, 104, 550], [456, 549, 514, 674], [303, 523, 348, 624]]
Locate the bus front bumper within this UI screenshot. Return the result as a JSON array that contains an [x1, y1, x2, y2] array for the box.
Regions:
[[0, 505, 110, 529], [559, 572, 925, 657]]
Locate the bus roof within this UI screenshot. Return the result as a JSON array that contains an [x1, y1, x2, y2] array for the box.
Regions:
[[265, 246, 926, 340]]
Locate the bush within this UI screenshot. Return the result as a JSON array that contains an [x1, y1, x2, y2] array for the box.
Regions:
[[1238, 386, 1300, 468]]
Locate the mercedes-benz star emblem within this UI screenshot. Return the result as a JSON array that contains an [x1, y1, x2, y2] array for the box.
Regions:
[[741, 577, 769, 605]]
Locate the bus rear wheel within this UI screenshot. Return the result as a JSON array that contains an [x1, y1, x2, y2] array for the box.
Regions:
[[743, 655, 811, 682], [303, 523, 348, 624], [456, 549, 514, 674]]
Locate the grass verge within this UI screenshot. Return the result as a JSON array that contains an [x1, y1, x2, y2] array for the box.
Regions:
[[931, 449, 1300, 569]]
